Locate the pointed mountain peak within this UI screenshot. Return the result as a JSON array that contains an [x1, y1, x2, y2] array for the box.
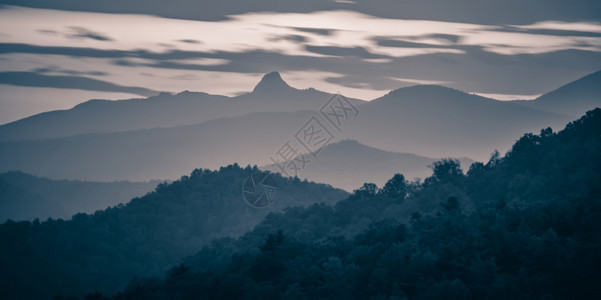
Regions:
[[252, 71, 293, 93]]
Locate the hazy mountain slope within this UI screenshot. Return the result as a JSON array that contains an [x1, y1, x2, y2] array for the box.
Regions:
[[263, 139, 474, 191], [342, 85, 573, 160], [0, 88, 570, 181], [513, 70, 601, 117], [0, 165, 349, 299], [0, 72, 364, 141], [106, 108, 601, 300], [0, 171, 158, 222], [0, 110, 315, 181], [0, 73, 581, 181]]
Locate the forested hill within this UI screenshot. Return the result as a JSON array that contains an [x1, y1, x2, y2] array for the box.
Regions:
[[104, 108, 601, 299], [0, 165, 348, 299]]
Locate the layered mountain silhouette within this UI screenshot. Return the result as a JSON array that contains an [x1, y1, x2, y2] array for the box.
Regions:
[[263, 139, 474, 191], [0, 165, 348, 299], [0, 71, 596, 183], [0, 171, 158, 222], [513, 70, 601, 117], [0, 71, 364, 142], [2, 109, 600, 299], [341, 84, 574, 159]]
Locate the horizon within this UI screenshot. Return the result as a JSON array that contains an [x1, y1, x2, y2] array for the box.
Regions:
[[2, 2, 601, 124], [0, 68, 595, 127]]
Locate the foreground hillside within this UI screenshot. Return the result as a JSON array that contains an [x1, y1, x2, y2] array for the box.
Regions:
[[101, 108, 601, 299], [0, 166, 348, 299]]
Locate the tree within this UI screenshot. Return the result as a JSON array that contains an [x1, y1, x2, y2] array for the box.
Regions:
[[441, 196, 460, 212], [354, 183, 378, 198], [259, 230, 284, 254], [425, 158, 465, 187], [379, 174, 407, 201]]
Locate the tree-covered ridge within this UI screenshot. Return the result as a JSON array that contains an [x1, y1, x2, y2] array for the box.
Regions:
[[104, 108, 601, 299], [0, 165, 348, 299]]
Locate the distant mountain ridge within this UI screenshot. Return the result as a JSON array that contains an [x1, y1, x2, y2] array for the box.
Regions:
[[340, 84, 573, 159], [0, 71, 365, 142], [263, 139, 474, 191], [0, 71, 597, 182], [513, 70, 601, 117], [0, 171, 159, 222]]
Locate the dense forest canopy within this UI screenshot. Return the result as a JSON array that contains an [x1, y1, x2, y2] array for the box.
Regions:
[[91, 108, 600, 299], [0, 166, 348, 299]]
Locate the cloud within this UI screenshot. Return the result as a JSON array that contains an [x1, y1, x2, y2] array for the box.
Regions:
[[424, 34, 461, 44], [37, 29, 58, 35], [1, 6, 601, 99], [33, 66, 108, 76], [291, 27, 337, 36], [324, 74, 404, 90], [513, 21, 601, 33], [2, 0, 600, 25], [268, 34, 307, 43], [304, 45, 385, 58], [168, 73, 198, 80], [3, 7, 600, 60], [177, 39, 202, 44], [0, 71, 157, 96], [374, 38, 453, 49], [65, 26, 113, 41]]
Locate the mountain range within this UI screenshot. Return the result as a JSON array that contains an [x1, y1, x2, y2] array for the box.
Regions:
[[513, 70, 601, 116], [263, 139, 474, 191], [0, 70, 598, 185], [0, 72, 364, 142], [2, 108, 600, 299]]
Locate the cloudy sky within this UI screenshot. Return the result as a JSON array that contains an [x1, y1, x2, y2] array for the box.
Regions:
[[1, 0, 601, 124]]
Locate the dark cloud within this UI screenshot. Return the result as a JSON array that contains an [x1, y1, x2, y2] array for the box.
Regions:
[[325, 74, 406, 90], [33, 67, 108, 76], [0, 43, 214, 60], [2, 41, 601, 97], [304, 45, 386, 58], [374, 38, 452, 49], [373, 34, 463, 49], [268, 34, 307, 43], [0, 43, 131, 58], [292, 27, 336, 36], [178, 39, 202, 44], [425, 34, 461, 43], [65, 26, 113, 41], [37, 29, 59, 35], [0, 71, 158, 96], [1, 0, 600, 25]]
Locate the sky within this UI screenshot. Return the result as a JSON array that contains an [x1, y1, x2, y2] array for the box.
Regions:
[[1, 1, 601, 124]]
